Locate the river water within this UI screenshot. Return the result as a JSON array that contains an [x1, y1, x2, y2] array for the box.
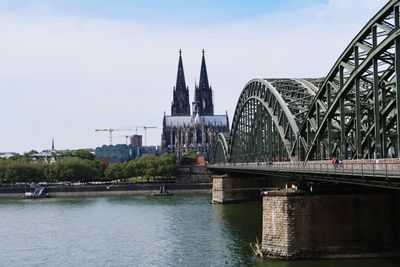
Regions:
[[0, 194, 399, 267]]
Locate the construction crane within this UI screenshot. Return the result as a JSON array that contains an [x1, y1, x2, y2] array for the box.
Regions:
[[95, 126, 157, 146], [143, 126, 158, 146], [109, 135, 131, 145]]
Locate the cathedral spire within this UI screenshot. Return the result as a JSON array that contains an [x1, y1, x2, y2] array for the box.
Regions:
[[199, 49, 209, 90], [171, 49, 190, 116], [195, 49, 214, 116], [176, 49, 186, 89]]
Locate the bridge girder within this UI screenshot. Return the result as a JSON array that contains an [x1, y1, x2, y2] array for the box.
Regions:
[[300, 0, 400, 161]]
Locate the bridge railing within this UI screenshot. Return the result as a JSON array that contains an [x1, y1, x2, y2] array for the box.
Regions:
[[211, 161, 400, 180]]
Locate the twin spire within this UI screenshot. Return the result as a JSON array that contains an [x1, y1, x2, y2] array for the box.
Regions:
[[171, 49, 190, 116], [171, 49, 213, 117]]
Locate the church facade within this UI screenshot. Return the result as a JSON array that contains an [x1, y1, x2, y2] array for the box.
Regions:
[[161, 50, 229, 159]]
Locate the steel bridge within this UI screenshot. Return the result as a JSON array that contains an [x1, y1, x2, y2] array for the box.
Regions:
[[212, 0, 400, 189]]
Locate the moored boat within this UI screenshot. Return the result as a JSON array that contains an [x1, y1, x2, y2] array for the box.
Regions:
[[152, 184, 173, 196], [24, 183, 51, 199]]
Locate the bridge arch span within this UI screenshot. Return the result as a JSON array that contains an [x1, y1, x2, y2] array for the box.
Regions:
[[228, 78, 318, 163], [213, 133, 230, 163], [299, 0, 400, 161], [212, 1, 400, 164]]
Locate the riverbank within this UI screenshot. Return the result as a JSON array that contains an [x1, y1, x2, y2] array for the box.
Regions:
[[0, 183, 212, 198]]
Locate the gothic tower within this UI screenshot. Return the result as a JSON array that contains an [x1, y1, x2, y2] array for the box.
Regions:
[[195, 49, 214, 116], [171, 49, 190, 116]]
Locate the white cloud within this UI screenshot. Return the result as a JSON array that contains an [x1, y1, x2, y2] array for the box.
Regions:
[[0, 0, 388, 152]]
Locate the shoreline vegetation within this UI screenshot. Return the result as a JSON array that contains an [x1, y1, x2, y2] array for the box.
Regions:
[[0, 149, 207, 198], [0, 151, 178, 187]]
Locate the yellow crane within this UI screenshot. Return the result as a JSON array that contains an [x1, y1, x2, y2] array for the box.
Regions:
[[95, 126, 157, 146]]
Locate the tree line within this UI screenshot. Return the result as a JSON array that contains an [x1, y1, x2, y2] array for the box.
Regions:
[[0, 151, 177, 186], [104, 153, 177, 182]]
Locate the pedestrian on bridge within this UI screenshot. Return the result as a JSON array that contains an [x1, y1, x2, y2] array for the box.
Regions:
[[332, 157, 339, 169]]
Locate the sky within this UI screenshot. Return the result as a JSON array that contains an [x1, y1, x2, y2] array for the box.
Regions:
[[0, 0, 388, 153]]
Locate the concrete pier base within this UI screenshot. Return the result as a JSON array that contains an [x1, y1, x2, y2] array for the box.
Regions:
[[212, 174, 284, 203], [212, 175, 267, 203], [262, 189, 400, 259]]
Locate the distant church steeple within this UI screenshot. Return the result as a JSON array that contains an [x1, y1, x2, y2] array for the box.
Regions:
[[51, 137, 55, 151], [171, 49, 190, 116], [195, 49, 214, 116]]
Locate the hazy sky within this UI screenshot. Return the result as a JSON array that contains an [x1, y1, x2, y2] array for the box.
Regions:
[[0, 0, 387, 153]]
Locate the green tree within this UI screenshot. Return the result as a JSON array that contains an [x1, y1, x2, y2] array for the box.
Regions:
[[125, 160, 138, 178], [179, 150, 196, 165], [144, 156, 157, 182], [74, 149, 95, 161], [4, 159, 36, 184], [133, 157, 147, 178], [8, 154, 24, 161], [47, 157, 101, 183], [156, 153, 177, 179], [104, 163, 127, 181], [0, 160, 8, 186], [23, 150, 38, 161], [101, 153, 177, 183], [31, 161, 48, 182]]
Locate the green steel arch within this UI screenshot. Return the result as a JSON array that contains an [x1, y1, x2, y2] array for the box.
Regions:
[[213, 133, 230, 163], [299, 0, 400, 161], [229, 78, 319, 162], [213, 0, 400, 163]]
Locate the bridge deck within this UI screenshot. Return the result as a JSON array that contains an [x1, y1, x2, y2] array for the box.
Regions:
[[209, 161, 400, 190]]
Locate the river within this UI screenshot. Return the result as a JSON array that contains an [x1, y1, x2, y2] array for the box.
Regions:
[[0, 194, 399, 266]]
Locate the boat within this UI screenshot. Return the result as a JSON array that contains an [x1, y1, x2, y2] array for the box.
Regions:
[[24, 183, 51, 199], [152, 184, 173, 196]]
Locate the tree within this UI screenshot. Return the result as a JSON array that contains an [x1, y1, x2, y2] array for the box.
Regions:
[[31, 161, 47, 182], [74, 149, 95, 161], [104, 163, 127, 181], [101, 153, 177, 182], [125, 160, 138, 178], [8, 154, 24, 161], [23, 150, 38, 161], [4, 159, 36, 184], [179, 150, 196, 165], [24, 150, 38, 158], [47, 157, 101, 182], [156, 153, 177, 179]]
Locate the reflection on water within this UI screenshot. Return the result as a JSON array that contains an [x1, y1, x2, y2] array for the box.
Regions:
[[256, 258, 400, 267], [213, 201, 262, 265], [0, 195, 398, 266]]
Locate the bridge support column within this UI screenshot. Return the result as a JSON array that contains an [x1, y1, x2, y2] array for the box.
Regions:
[[212, 174, 271, 204], [262, 189, 400, 259]]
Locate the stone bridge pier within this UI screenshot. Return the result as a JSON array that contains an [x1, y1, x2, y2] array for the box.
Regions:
[[211, 173, 290, 203], [262, 188, 400, 259], [210, 168, 400, 258]]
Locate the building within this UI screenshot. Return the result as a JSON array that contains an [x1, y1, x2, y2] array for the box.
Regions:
[[95, 144, 160, 164], [161, 50, 229, 159], [130, 135, 143, 147], [95, 144, 138, 164]]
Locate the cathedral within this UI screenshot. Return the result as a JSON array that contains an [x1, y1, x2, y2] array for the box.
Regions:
[[161, 50, 230, 159]]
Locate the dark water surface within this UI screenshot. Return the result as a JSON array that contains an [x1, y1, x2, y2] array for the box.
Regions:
[[0, 194, 399, 266]]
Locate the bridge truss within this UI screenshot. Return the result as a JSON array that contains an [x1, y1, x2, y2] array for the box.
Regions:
[[214, 0, 400, 163]]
